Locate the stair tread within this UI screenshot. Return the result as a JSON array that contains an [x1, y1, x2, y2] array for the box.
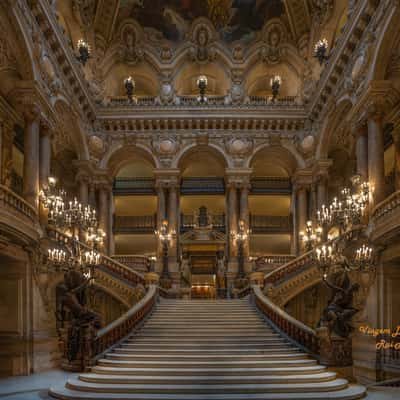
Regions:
[[50, 384, 367, 399]]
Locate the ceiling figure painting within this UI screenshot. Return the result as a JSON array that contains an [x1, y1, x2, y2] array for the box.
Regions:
[[117, 0, 285, 44]]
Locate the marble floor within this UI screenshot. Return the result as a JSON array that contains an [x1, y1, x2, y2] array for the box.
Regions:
[[0, 369, 399, 400]]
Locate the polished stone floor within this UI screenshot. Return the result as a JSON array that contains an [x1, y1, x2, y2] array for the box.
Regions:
[[0, 369, 399, 400]]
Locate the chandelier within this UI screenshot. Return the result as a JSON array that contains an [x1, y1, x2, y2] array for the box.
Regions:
[[40, 177, 104, 276], [311, 174, 374, 279]]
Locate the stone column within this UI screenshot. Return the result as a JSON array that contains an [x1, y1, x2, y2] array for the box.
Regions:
[[227, 184, 238, 258], [156, 185, 166, 259], [168, 185, 178, 256], [88, 182, 96, 209], [23, 107, 41, 207], [108, 190, 115, 255], [39, 125, 51, 189], [290, 186, 298, 255], [297, 186, 308, 251], [98, 184, 110, 253], [0, 122, 3, 183], [317, 176, 327, 209], [239, 183, 250, 258], [393, 130, 400, 191], [78, 177, 89, 206], [368, 111, 385, 208], [355, 124, 368, 181]]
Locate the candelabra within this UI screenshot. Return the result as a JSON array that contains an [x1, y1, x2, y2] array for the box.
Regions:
[[270, 75, 281, 101], [314, 38, 328, 65], [124, 77, 135, 103], [155, 220, 173, 278], [197, 75, 208, 103], [77, 39, 90, 65], [311, 174, 374, 279], [231, 220, 250, 278], [40, 177, 104, 277], [299, 220, 323, 251]]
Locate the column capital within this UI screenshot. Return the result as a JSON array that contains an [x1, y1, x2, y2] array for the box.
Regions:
[[225, 168, 252, 189], [312, 159, 332, 182], [154, 168, 180, 189], [292, 168, 312, 190]]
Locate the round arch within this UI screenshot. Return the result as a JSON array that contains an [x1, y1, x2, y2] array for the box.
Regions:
[[172, 144, 230, 171], [246, 144, 305, 174], [316, 99, 353, 160], [102, 143, 159, 177]]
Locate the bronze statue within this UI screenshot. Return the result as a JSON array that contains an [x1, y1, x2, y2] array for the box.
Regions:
[[319, 272, 359, 338]]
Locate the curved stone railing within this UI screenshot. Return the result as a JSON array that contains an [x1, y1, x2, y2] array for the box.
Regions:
[[105, 95, 301, 109], [371, 190, 400, 242], [111, 255, 150, 273], [0, 184, 37, 222], [92, 285, 157, 360], [253, 285, 319, 356]]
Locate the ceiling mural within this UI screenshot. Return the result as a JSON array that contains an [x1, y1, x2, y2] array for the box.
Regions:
[[118, 0, 285, 43]]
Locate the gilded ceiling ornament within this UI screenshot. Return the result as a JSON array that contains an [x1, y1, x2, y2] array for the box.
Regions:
[[188, 21, 217, 64], [259, 20, 287, 64], [72, 0, 96, 28], [118, 24, 144, 65]]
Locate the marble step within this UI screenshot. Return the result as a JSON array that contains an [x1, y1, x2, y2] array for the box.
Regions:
[[49, 385, 367, 399], [120, 342, 293, 350], [79, 371, 337, 385], [130, 328, 281, 339], [91, 365, 329, 376], [64, 378, 349, 394], [107, 352, 309, 361], [126, 337, 288, 344], [97, 358, 318, 369], [112, 347, 299, 355]]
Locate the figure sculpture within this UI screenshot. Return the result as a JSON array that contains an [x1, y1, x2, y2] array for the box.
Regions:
[[319, 272, 359, 338]]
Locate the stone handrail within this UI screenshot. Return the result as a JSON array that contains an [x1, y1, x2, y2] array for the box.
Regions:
[[92, 285, 157, 359], [253, 285, 319, 355], [0, 184, 37, 222], [264, 250, 314, 285], [111, 255, 150, 273], [372, 190, 400, 221]]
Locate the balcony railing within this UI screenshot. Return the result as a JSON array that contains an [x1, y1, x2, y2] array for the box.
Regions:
[[250, 177, 291, 194], [250, 214, 292, 233], [181, 178, 225, 194], [255, 255, 296, 272], [180, 213, 225, 232], [0, 184, 37, 223], [113, 178, 155, 195], [106, 95, 301, 109], [114, 215, 156, 233]]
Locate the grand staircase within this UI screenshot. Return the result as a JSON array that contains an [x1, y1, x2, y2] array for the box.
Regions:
[[50, 298, 366, 399]]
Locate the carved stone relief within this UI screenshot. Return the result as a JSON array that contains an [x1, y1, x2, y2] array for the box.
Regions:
[[187, 20, 217, 64], [259, 19, 287, 64], [118, 23, 144, 65]]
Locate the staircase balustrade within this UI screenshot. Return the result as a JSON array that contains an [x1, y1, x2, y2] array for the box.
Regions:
[[253, 285, 320, 356], [92, 285, 157, 361], [113, 215, 156, 233]]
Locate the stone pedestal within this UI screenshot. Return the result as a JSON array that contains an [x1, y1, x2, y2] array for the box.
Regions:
[[145, 272, 160, 287], [317, 327, 353, 367], [249, 271, 264, 288]]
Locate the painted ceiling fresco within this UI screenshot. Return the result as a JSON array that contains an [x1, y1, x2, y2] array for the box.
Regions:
[[118, 0, 285, 43]]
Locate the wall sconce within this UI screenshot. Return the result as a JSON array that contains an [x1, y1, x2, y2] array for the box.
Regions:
[[197, 75, 208, 103], [270, 75, 281, 101], [77, 39, 90, 66], [314, 38, 329, 65], [124, 76, 135, 103]]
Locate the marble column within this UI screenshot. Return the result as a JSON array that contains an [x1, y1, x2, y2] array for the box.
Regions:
[[39, 127, 51, 188], [239, 184, 250, 257], [317, 176, 327, 209], [156, 186, 166, 258], [297, 187, 308, 251], [88, 182, 96, 208], [393, 131, 400, 191], [228, 185, 238, 257], [1, 124, 13, 187], [290, 187, 298, 255], [23, 107, 40, 207], [368, 112, 385, 208], [108, 190, 115, 255], [167, 184, 179, 280], [0, 122, 3, 184], [356, 125, 368, 181], [79, 177, 89, 206], [98, 185, 110, 253]]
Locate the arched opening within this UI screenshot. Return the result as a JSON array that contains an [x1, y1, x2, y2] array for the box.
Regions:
[[112, 156, 157, 258], [249, 147, 295, 263]]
